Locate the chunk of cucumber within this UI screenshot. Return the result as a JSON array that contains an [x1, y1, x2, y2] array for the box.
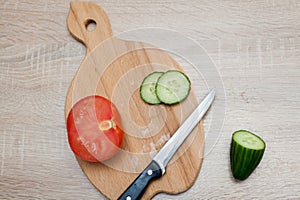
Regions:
[[155, 70, 191, 104], [230, 130, 266, 180], [140, 72, 164, 104]]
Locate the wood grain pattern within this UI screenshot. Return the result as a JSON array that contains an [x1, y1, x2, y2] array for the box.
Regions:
[[1, 0, 300, 199], [65, 2, 204, 199]]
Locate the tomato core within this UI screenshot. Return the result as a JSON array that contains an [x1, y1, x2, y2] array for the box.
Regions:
[[98, 120, 116, 131]]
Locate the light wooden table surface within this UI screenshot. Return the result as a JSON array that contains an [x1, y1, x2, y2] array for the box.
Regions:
[[1, 0, 300, 199]]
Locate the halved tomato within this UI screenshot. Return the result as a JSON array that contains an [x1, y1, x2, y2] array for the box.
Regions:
[[66, 95, 123, 162]]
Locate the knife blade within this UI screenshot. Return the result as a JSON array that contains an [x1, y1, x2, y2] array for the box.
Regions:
[[118, 89, 216, 200]]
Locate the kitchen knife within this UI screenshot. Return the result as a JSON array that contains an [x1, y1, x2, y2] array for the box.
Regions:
[[118, 89, 216, 200]]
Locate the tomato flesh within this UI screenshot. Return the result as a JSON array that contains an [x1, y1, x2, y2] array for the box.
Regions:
[[66, 95, 123, 162]]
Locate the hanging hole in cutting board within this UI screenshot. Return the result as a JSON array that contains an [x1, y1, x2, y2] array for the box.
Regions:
[[85, 19, 97, 31]]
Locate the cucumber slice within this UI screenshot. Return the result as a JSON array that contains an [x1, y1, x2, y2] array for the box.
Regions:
[[140, 72, 163, 104], [230, 130, 266, 180], [155, 70, 191, 104]]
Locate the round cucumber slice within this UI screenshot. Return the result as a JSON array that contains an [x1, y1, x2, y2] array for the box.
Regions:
[[140, 72, 163, 104], [155, 70, 191, 104], [230, 130, 266, 180]]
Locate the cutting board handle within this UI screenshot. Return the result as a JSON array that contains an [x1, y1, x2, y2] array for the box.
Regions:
[[67, 2, 113, 52]]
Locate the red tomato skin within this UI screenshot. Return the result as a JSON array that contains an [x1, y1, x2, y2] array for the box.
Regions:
[[66, 96, 124, 162]]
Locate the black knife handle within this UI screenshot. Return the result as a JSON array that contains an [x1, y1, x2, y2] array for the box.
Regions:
[[118, 160, 163, 200]]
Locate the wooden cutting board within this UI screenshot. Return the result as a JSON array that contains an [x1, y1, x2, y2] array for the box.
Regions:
[[65, 2, 204, 199]]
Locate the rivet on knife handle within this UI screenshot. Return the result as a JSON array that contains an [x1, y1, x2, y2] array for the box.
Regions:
[[117, 161, 163, 200]]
